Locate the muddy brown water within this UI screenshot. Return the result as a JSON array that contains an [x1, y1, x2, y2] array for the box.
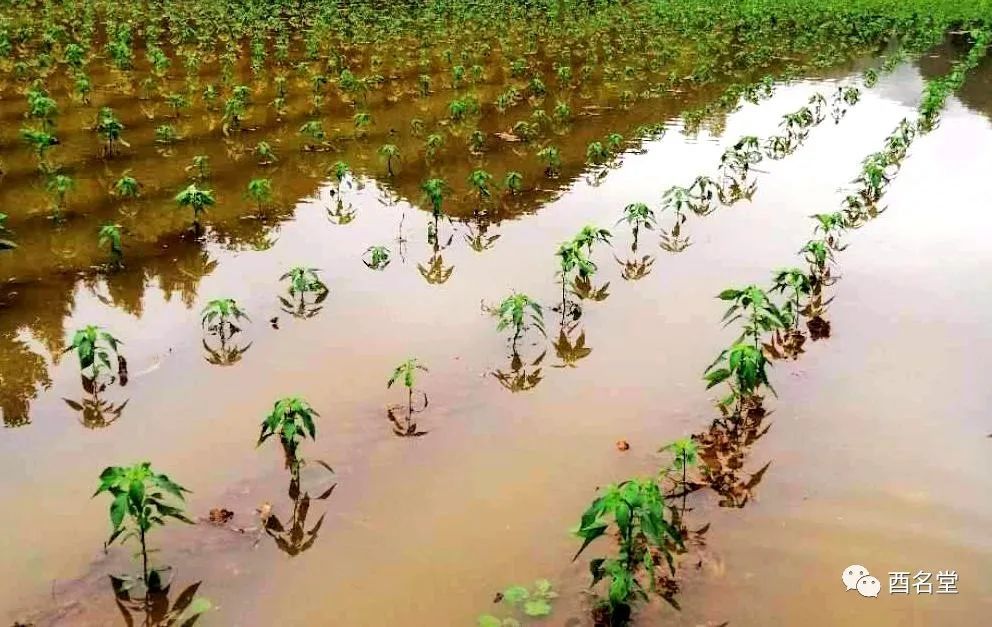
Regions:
[[2, 48, 992, 626]]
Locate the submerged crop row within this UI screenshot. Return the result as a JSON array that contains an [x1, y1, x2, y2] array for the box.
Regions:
[[2, 0, 991, 624], [1, 0, 954, 431], [562, 28, 990, 626], [0, 0, 964, 276]]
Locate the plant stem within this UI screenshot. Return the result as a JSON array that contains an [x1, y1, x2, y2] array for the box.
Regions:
[[140, 526, 149, 588]]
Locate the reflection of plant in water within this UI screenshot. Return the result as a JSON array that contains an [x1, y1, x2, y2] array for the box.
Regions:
[[492, 350, 546, 394], [573, 479, 681, 626], [185, 155, 210, 181], [0, 332, 51, 428], [571, 275, 610, 302], [159, 248, 217, 309], [111, 578, 212, 627], [463, 221, 501, 252], [260, 461, 335, 557], [94, 462, 193, 591], [695, 410, 772, 509], [326, 197, 357, 224], [688, 177, 720, 215], [279, 267, 329, 319], [418, 247, 455, 284], [614, 254, 655, 281], [763, 133, 793, 159], [803, 286, 834, 342], [479, 579, 558, 625], [718, 137, 761, 192], [386, 403, 429, 437], [552, 324, 592, 369], [363, 245, 392, 270], [0, 213, 14, 250], [200, 298, 251, 365], [64, 394, 129, 429]]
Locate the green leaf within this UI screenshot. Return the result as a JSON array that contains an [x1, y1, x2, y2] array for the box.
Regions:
[[478, 616, 502, 627], [523, 598, 552, 617], [704, 368, 731, 388], [176, 597, 212, 622], [502, 585, 528, 606], [128, 478, 145, 509], [608, 568, 632, 604], [572, 522, 608, 560], [534, 578, 553, 595], [110, 493, 128, 530]]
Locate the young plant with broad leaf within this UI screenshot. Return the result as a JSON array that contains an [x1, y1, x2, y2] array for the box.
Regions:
[[489, 292, 545, 348], [93, 462, 193, 590], [574, 478, 682, 625], [258, 397, 319, 469]]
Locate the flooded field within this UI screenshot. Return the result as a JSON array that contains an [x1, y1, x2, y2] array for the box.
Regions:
[[2, 2, 992, 625]]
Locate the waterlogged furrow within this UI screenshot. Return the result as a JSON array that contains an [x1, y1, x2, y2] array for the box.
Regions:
[[2, 1, 992, 625], [562, 29, 991, 626], [621, 52, 919, 255]]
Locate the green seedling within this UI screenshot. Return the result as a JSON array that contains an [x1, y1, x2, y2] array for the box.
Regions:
[[94, 462, 193, 590], [175, 184, 215, 232], [574, 479, 681, 625], [489, 292, 545, 347], [99, 223, 124, 266], [258, 397, 319, 468]]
